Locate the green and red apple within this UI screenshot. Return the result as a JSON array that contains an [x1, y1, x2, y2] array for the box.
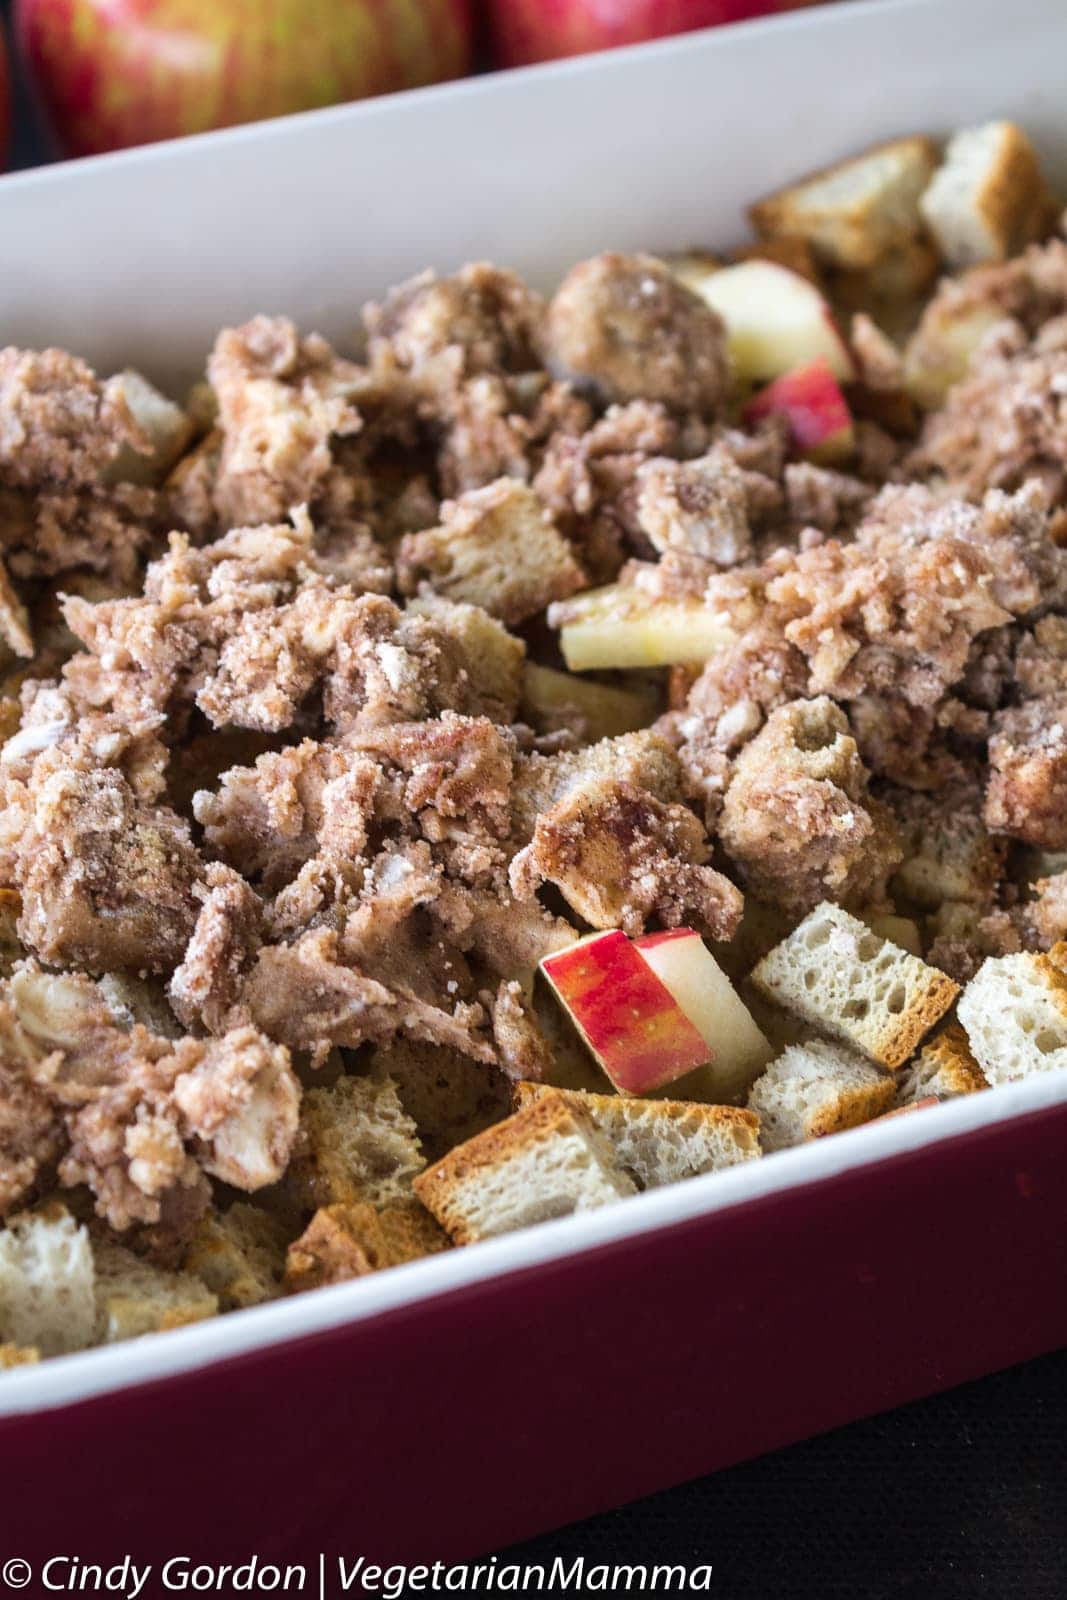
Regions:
[[16, 0, 473, 157], [683, 258, 856, 384]]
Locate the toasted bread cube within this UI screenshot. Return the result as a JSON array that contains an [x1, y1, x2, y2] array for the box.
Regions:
[[284, 1198, 450, 1293], [889, 787, 1005, 910], [750, 136, 939, 268], [514, 1084, 760, 1188], [398, 479, 585, 626], [406, 593, 525, 723], [895, 1023, 989, 1106], [732, 234, 822, 284], [0, 1203, 96, 1357], [957, 947, 1067, 1084], [183, 1202, 289, 1311], [93, 1243, 217, 1343], [365, 1042, 511, 1164], [0, 1342, 39, 1370], [286, 1074, 426, 1213], [413, 1096, 636, 1245], [747, 1039, 896, 1151], [920, 122, 1049, 268], [520, 662, 658, 745], [751, 902, 959, 1070]]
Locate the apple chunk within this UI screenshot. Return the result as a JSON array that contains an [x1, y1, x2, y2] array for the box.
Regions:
[[743, 360, 855, 465], [520, 662, 659, 741], [548, 584, 737, 672], [540, 931, 712, 1095], [683, 259, 856, 384], [634, 930, 772, 1103]]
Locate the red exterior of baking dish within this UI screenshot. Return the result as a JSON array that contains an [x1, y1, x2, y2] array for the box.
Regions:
[[2, 1102, 1064, 1577]]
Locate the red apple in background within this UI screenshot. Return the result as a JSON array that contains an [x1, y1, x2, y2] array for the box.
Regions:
[[487, 0, 818, 67], [16, 0, 473, 158]]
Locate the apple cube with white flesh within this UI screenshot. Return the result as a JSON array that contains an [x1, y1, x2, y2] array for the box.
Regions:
[[635, 930, 772, 1103], [683, 259, 856, 384], [520, 662, 659, 741], [540, 931, 712, 1095], [743, 360, 855, 465], [549, 584, 737, 672]]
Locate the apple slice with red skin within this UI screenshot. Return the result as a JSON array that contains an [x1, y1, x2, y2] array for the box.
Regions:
[[634, 929, 772, 1104], [540, 930, 712, 1095], [683, 258, 855, 384], [743, 360, 855, 465]]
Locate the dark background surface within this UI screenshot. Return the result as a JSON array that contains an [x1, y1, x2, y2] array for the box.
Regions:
[[2, 7, 1065, 1595], [501, 1349, 1067, 1595]]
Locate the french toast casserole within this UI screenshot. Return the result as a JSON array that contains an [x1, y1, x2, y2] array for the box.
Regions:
[[2, 117, 1067, 1364]]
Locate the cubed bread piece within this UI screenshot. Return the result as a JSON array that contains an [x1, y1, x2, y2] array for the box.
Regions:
[[285, 1074, 426, 1213], [751, 902, 958, 1069], [0, 1341, 39, 1369], [413, 1096, 636, 1245], [747, 1039, 896, 1151], [514, 1084, 760, 1188], [93, 1242, 217, 1343], [511, 729, 682, 844], [957, 947, 1067, 1084], [919, 122, 1050, 268], [398, 479, 585, 626], [888, 786, 1005, 910], [365, 1042, 511, 1164], [406, 593, 525, 724], [895, 1023, 989, 1106], [732, 234, 822, 284], [749, 136, 939, 268], [0, 1203, 96, 1357], [284, 1198, 450, 1293], [182, 1202, 289, 1311]]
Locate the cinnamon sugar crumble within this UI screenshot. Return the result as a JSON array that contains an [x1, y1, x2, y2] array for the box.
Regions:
[[5, 204, 1067, 1341]]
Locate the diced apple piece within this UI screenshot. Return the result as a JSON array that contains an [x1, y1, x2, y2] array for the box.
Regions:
[[521, 662, 658, 741], [104, 369, 195, 486], [743, 360, 854, 465], [634, 929, 772, 1103], [683, 259, 856, 384], [549, 584, 737, 672], [540, 931, 711, 1096]]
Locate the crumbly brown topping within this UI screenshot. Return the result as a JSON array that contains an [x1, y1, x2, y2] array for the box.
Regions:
[[5, 220, 1067, 1280]]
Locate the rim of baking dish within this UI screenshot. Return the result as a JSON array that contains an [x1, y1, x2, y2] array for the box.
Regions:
[[1, 1069, 1063, 1417]]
